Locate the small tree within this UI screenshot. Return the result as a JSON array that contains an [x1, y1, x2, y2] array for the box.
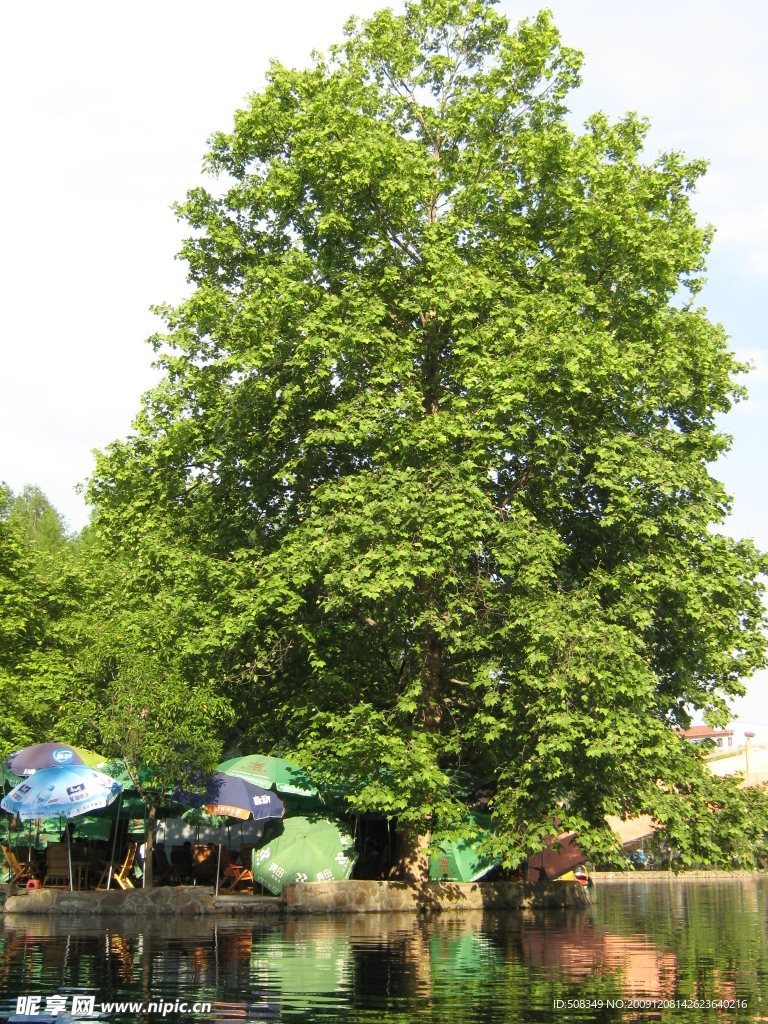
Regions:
[[97, 653, 231, 888]]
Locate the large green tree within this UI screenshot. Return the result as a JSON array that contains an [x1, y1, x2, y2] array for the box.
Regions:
[[87, 0, 767, 870]]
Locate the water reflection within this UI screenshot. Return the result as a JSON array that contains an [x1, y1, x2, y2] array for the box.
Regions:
[[1, 878, 767, 1022], [515, 913, 677, 996]]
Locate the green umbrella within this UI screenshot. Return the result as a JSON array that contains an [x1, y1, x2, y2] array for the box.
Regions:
[[101, 758, 149, 791], [429, 816, 500, 882], [220, 754, 318, 798], [71, 746, 108, 769], [88, 766, 145, 819], [252, 815, 357, 894], [99, 759, 183, 814], [68, 816, 113, 842]]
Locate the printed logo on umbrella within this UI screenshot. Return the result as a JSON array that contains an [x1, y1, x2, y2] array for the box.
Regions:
[[203, 803, 250, 820], [53, 749, 75, 764], [66, 784, 86, 800]]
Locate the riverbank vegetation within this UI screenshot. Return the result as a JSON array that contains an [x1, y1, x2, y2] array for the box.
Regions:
[[3, 0, 768, 875]]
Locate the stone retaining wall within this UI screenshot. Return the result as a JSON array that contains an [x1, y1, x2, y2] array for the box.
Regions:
[[2, 886, 278, 917], [282, 879, 589, 913], [4, 879, 589, 916]]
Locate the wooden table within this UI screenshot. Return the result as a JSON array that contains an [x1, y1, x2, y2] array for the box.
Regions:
[[70, 860, 90, 891]]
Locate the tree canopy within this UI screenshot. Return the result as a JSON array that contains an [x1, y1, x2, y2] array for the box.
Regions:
[[17, 0, 768, 868], [0, 483, 83, 758]]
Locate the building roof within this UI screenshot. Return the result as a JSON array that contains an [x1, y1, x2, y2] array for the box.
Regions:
[[677, 725, 734, 740]]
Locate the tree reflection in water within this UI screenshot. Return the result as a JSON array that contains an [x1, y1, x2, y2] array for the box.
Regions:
[[0, 879, 767, 1021]]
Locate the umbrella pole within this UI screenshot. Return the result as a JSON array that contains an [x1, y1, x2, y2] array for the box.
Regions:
[[215, 829, 223, 898], [107, 792, 123, 890], [66, 820, 73, 892]]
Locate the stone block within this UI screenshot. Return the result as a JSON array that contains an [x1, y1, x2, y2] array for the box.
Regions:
[[147, 887, 173, 904], [99, 890, 127, 911], [56, 897, 90, 915]]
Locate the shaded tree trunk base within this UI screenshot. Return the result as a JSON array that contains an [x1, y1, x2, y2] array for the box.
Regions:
[[143, 805, 156, 889], [389, 832, 431, 884]]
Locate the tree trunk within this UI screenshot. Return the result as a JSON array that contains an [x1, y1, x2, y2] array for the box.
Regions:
[[389, 831, 431, 883], [144, 804, 156, 888], [421, 626, 443, 732], [390, 354, 445, 884], [389, 627, 445, 881]]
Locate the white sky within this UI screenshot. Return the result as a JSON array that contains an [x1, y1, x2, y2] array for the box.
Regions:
[[1, 1, 766, 738]]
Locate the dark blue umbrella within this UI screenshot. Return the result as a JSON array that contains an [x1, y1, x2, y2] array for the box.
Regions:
[[173, 772, 284, 822], [6, 743, 85, 776], [173, 772, 284, 896]]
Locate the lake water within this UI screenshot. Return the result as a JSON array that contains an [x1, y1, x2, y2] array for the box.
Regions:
[[1, 877, 766, 1022]]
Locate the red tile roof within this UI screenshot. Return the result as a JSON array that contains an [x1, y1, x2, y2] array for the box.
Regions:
[[677, 725, 734, 739]]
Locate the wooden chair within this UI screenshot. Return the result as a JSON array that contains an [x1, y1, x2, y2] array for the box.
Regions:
[[170, 844, 194, 884], [218, 865, 255, 894], [15, 846, 44, 877], [218, 846, 255, 894], [1, 844, 35, 887], [153, 845, 181, 885], [96, 842, 137, 890], [192, 844, 217, 885], [43, 842, 72, 888], [85, 847, 106, 888]]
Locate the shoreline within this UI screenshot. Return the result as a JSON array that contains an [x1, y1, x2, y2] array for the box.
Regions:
[[2, 879, 589, 917], [5, 871, 763, 916], [590, 869, 767, 882]]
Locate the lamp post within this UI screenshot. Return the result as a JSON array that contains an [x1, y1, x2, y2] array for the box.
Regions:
[[745, 732, 755, 776]]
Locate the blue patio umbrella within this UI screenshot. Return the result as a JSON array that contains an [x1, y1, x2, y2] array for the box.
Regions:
[[173, 772, 284, 895], [1, 765, 122, 892], [1, 765, 122, 821]]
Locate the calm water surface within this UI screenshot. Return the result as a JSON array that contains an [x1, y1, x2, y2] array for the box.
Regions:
[[1, 878, 767, 1023]]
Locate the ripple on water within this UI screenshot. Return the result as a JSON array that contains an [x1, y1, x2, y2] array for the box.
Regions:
[[1, 878, 767, 1022]]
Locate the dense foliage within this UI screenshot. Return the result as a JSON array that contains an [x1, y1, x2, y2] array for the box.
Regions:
[[3, 0, 768, 870], [0, 485, 84, 758]]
